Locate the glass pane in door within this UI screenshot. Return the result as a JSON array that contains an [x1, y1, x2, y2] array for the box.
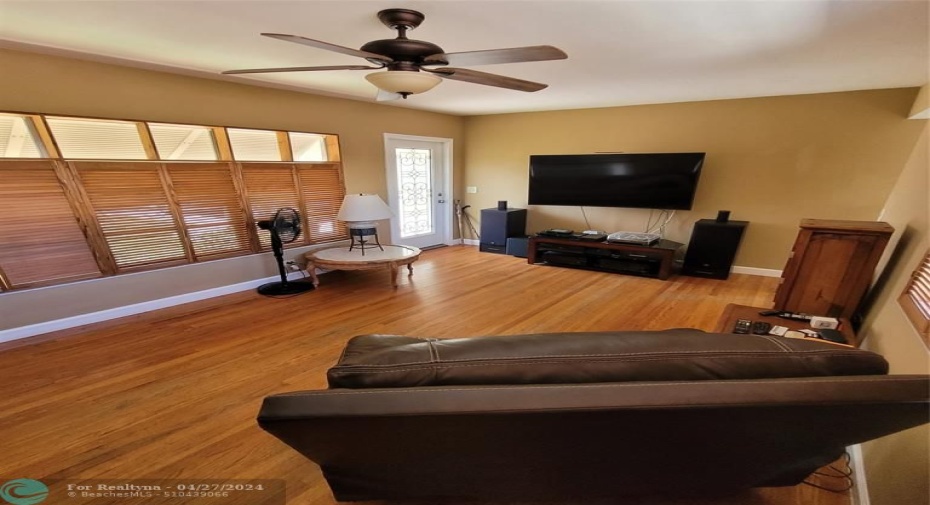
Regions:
[[395, 148, 433, 238]]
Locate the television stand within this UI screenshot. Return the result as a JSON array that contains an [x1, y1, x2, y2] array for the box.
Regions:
[[528, 236, 685, 280]]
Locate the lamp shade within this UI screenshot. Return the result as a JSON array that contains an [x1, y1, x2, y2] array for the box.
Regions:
[[365, 70, 441, 96], [337, 194, 394, 228]]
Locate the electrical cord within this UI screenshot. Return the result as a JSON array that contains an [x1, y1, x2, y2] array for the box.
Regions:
[[645, 210, 676, 237], [580, 206, 592, 230], [802, 477, 853, 493], [802, 452, 853, 493], [645, 209, 657, 233]]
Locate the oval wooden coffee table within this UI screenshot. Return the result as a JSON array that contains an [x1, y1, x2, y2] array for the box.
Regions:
[[304, 245, 422, 288]]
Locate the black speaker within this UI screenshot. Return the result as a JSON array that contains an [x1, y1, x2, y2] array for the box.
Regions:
[[682, 219, 748, 279], [480, 208, 527, 254], [506, 236, 529, 258]]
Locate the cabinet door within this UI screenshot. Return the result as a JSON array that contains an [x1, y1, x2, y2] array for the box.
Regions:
[[781, 232, 885, 318]]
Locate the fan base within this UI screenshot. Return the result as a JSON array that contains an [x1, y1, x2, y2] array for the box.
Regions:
[[257, 281, 316, 297]]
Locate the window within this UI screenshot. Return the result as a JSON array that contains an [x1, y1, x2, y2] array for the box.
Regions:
[[149, 123, 219, 160], [899, 249, 930, 345], [0, 111, 348, 292], [46, 116, 150, 159], [289, 132, 328, 161], [227, 128, 283, 161], [0, 113, 47, 158]]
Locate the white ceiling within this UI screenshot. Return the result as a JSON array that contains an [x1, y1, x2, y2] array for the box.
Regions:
[[1, 1, 928, 116]]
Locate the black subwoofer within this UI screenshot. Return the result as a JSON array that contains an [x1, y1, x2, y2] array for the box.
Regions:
[[480, 208, 527, 254], [682, 219, 748, 280]]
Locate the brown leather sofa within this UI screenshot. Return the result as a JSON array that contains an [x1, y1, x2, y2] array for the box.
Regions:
[[258, 330, 929, 501]]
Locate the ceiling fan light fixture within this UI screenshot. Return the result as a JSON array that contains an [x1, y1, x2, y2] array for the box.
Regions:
[[365, 70, 441, 98]]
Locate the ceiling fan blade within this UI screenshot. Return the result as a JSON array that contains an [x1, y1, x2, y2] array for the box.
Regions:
[[223, 65, 380, 75], [375, 89, 403, 102], [261, 33, 393, 63], [426, 68, 548, 92], [424, 45, 567, 66]]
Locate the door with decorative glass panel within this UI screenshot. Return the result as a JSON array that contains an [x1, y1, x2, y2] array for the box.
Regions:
[[384, 135, 451, 249]]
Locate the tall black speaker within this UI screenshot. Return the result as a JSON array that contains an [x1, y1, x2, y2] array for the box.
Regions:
[[479, 208, 527, 254], [682, 219, 748, 279]]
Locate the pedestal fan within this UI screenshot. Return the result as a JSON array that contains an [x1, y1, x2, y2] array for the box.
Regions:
[[256, 207, 315, 296]]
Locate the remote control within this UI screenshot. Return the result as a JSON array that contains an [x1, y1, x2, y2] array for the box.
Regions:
[[816, 329, 848, 344], [776, 311, 814, 321], [751, 321, 772, 335], [733, 319, 751, 334]]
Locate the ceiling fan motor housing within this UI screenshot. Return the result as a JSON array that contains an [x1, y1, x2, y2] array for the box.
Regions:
[[362, 9, 447, 69], [361, 39, 446, 69]]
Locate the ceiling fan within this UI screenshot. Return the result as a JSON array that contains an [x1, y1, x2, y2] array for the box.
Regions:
[[222, 8, 567, 100]]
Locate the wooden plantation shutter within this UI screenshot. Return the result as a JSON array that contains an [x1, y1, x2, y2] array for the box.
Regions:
[[74, 161, 187, 270], [0, 110, 348, 292], [240, 163, 303, 249], [165, 163, 251, 258], [0, 160, 102, 289], [899, 250, 930, 345], [299, 163, 348, 243]]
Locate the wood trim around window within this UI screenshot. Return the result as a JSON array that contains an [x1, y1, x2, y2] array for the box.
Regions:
[[898, 249, 930, 347]]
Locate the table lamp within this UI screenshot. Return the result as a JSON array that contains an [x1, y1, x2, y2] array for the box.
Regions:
[[336, 194, 394, 255]]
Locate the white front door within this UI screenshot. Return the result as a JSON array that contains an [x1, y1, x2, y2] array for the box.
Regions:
[[384, 134, 452, 249]]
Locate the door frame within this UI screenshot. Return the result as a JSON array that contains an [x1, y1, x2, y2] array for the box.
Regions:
[[383, 133, 454, 247]]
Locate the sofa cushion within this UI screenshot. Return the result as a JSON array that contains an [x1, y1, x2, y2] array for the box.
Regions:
[[326, 330, 888, 389]]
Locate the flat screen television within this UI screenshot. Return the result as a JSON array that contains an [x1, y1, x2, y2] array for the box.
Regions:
[[528, 153, 705, 210]]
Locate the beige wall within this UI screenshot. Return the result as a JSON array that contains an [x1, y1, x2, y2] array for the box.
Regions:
[[0, 48, 466, 330], [0, 48, 466, 199], [910, 83, 929, 118], [462, 89, 924, 269], [858, 123, 929, 505]]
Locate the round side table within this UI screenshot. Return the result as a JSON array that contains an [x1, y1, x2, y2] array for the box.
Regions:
[[304, 245, 422, 288]]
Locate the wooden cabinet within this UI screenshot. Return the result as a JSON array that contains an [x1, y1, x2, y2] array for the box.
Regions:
[[774, 219, 893, 319], [528, 236, 684, 280]]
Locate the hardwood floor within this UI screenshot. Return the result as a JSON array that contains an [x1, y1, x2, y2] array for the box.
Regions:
[[0, 245, 852, 505]]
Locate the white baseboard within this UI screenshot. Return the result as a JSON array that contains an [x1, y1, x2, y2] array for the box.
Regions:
[[0, 248, 780, 344], [465, 239, 780, 277], [849, 444, 870, 505], [731, 266, 783, 277], [0, 272, 307, 344]]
